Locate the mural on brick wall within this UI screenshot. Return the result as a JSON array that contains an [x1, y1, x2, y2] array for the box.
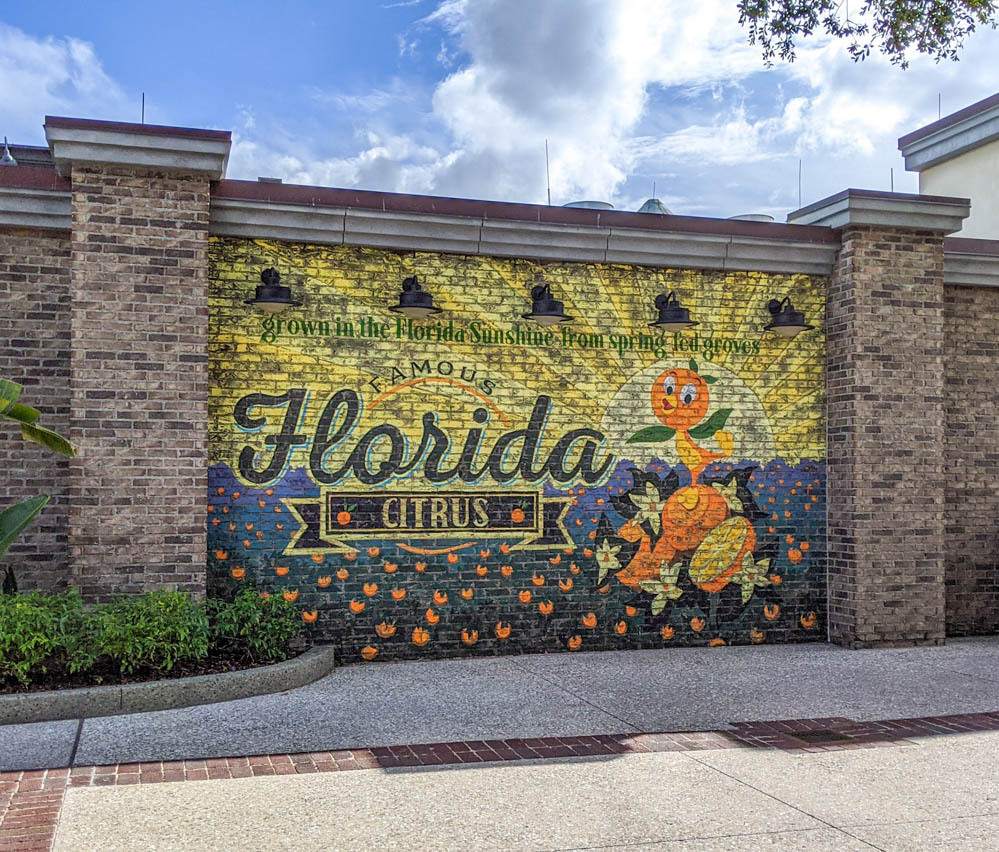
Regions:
[[208, 238, 826, 662]]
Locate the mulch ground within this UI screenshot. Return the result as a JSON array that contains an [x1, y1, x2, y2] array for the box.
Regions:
[[4, 710, 999, 850]]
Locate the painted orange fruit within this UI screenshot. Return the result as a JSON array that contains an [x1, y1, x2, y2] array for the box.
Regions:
[[518, 590, 533, 604], [221, 507, 228, 514], [764, 603, 780, 621], [274, 506, 282, 513], [282, 589, 299, 603], [583, 548, 593, 558], [690, 616, 706, 632], [215, 550, 228, 561], [501, 565, 513, 577], [266, 489, 274, 496], [708, 638, 726, 647], [614, 621, 628, 635], [661, 625, 675, 640], [588, 530, 597, 540], [258, 500, 266, 509], [662, 485, 730, 553], [275, 566, 289, 577], [569, 562, 581, 575], [688, 516, 757, 593], [302, 610, 318, 624], [558, 578, 573, 592], [361, 645, 379, 660], [480, 548, 491, 559], [500, 543, 511, 555], [567, 635, 583, 650], [212, 518, 220, 526], [367, 546, 380, 557], [750, 627, 765, 644], [336, 568, 349, 581], [625, 605, 638, 617], [245, 522, 254, 531], [255, 531, 264, 540], [446, 552, 459, 564], [511, 508, 525, 523], [538, 600, 554, 616], [788, 547, 803, 564], [563, 547, 573, 555], [337, 510, 352, 526], [531, 573, 545, 586], [230, 568, 246, 580], [344, 551, 358, 561], [460, 587, 474, 600], [311, 554, 324, 564], [582, 612, 597, 629], [317, 575, 332, 588], [384, 561, 398, 573], [800, 541, 810, 551], [425, 608, 440, 625], [461, 628, 479, 646], [549, 554, 561, 566], [495, 622, 512, 640], [390, 588, 407, 601], [232, 493, 240, 500], [349, 599, 366, 614], [598, 584, 611, 595], [412, 627, 430, 647], [785, 534, 795, 544], [476, 564, 488, 577], [433, 589, 448, 606], [769, 574, 782, 585], [800, 611, 818, 629], [415, 561, 427, 573], [363, 582, 378, 597], [217, 487, 225, 496]]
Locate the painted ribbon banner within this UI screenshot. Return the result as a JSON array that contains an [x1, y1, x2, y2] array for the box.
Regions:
[[208, 239, 827, 662]]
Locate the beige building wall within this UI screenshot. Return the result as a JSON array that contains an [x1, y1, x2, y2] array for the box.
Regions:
[[919, 139, 999, 239]]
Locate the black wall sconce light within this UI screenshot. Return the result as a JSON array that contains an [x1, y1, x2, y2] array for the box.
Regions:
[[389, 275, 443, 319], [245, 268, 301, 314], [649, 291, 698, 332], [522, 281, 573, 326], [764, 296, 814, 338]]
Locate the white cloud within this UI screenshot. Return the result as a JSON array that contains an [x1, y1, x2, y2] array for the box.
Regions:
[[0, 23, 132, 143]]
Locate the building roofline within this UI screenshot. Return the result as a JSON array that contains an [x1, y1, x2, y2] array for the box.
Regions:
[[899, 92, 999, 148], [212, 179, 841, 243], [43, 115, 231, 143], [898, 92, 999, 172]]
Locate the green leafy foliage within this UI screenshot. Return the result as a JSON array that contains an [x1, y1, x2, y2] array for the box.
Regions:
[[0, 496, 50, 561], [206, 588, 302, 664], [0, 590, 98, 684], [626, 425, 675, 444], [94, 591, 210, 675], [738, 0, 997, 67]]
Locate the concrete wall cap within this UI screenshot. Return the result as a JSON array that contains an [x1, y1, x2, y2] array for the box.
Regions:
[[787, 188, 970, 234], [0, 184, 71, 230], [899, 92, 999, 171], [44, 116, 232, 179], [944, 238, 999, 288]]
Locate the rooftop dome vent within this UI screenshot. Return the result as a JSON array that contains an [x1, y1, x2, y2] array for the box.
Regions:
[[637, 197, 671, 215], [562, 200, 614, 210], [0, 138, 17, 167], [728, 213, 774, 223]]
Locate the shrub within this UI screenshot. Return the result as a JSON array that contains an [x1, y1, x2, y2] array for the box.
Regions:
[[94, 590, 210, 674], [207, 588, 302, 664], [0, 589, 97, 684]]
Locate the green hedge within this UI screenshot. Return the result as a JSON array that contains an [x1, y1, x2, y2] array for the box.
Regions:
[[0, 588, 304, 686]]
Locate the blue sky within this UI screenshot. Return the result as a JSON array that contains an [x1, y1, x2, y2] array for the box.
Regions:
[[3, 1, 998, 219]]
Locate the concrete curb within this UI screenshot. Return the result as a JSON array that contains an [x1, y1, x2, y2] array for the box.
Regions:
[[0, 645, 337, 726]]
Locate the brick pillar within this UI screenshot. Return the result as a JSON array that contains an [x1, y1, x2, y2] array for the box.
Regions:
[[790, 190, 970, 647], [45, 118, 231, 599]]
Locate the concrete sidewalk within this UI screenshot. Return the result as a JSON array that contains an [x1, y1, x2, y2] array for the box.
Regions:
[[5, 638, 999, 772], [50, 729, 999, 851]]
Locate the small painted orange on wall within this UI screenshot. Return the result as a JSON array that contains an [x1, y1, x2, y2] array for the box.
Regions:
[[800, 611, 818, 629], [433, 590, 448, 605], [749, 627, 765, 643], [230, 568, 245, 580], [282, 589, 299, 603], [531, 573, 545, 586], [375, 621, 397, 638], [336, 568, 349, 581], [660, 625, 675, 640], [390, 588, 407, 601], [311, 554, 324, 564], [446, 552, 459, 564], [425, 608, 440, 625], [476, 564, 488, 577], [367, 546, 380, 557], [764, 603, 780, 621], [558, 578, 573, 592], [461, 628, 479, 646], [567, 635, 583, 650], [460, 587, 474, 600], [384, 561, 398, 573], [363, 582, 378, 597], [538, 600, 554, 616], [518, 589, 532, 604], [412, 627, 430, 646], [500, 565, 513, 577], [348, 599, 366, 614], [361, 645, 379, 660], [614, 621, 627, 635], [302, 610, 318, 623], [690, 617, 706, 632], [582, 612, 597, 629], [317, 575, 332, 588], [275, 566, 289, 577], [414, 561, 427, 573], [494, 622, 512, 640]]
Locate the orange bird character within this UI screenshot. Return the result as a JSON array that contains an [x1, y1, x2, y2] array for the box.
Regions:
[[615, 360, 735, 588]]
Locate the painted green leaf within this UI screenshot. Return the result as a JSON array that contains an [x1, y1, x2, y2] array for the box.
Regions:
[[689, 408, 732, 440], [639, 580, 663, 594], [20, 423, 77, 457], [651, 594, 668, 616], [5, 403, 40, 424], [689, 359, 698, 372], [0, 495, 49, 559], [741, 584, 754, 605], [0, 380, 21, 416], [626, 425, 676, 444], [597, 565, 609, 584], [703, 375, 718, 384], [667, 586, 684, 600]]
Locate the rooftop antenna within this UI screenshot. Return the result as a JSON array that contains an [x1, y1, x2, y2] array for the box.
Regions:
[[545, 139, 551, 206], [938, 93, 941, 119], [141, 92, 145, 124], [653, 180, 656, 198], [890, 167, 894, 192], [798, 159, 802, 209]]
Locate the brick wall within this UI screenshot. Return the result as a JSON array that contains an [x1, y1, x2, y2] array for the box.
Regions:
[[68, 166, 210, 599], [827, 225, 947, 647], [0, 229, 71, 590], [942, 284, 999, 635]]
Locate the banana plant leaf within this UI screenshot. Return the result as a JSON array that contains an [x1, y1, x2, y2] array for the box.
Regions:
[[6, 403, 40, 424], [0, 379, 21, 416], [20, 423, 76, 457], [0, 495, 50, 560]]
